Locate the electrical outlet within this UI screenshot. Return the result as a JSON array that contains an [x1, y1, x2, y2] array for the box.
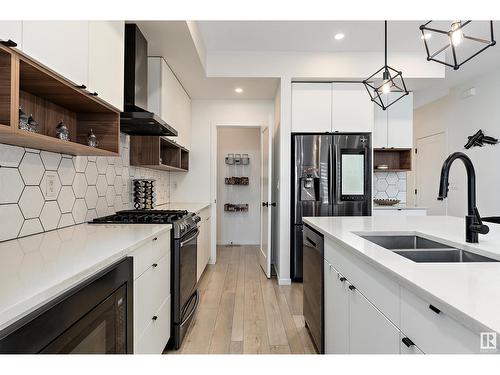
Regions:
[[45, 172, 58, 199]]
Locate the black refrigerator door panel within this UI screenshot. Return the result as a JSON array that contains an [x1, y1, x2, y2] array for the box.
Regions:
[[292, 225, 304, 280]]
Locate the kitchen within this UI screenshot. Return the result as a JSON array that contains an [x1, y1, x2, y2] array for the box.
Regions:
[[1, 1, 500, 373]]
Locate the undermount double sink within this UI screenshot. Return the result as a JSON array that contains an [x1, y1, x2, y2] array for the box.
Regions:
[[360, 235, 499, 263]]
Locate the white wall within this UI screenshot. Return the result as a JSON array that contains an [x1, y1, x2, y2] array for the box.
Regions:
[[216, 127, 261, 245], [271, 82, 281, 272], [409, 68, 500, 218], [169, 99, 274, 262]]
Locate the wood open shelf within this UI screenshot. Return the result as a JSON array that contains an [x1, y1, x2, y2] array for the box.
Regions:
[[374, 148, 412, 172], [0, 45, 119, 156], [130, 136, 189, 172]]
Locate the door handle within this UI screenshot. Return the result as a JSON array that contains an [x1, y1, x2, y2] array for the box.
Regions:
[[270, 202, 277, 207], [402, 337, 415, 348], [262, 202, 269, 207]]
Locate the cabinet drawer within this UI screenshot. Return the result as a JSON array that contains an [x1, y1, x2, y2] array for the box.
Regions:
[[135, 295, 171, 354], [324, 237, 400, 325], [134, 253, 170, 340], [400, 288, 484, 354], [130, 230, 170, 278]]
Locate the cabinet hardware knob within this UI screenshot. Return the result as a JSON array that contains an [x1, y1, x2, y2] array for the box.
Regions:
[[339, 276, 347, 282], [152, 316, 158, 321], [348, 284, 356, 291], [402, 337, 415, 348], [89, 92, 98, 96], [76, 84, 87, 89], [152, 263, 158, 268], [152, 237, 158, 241], [429, 304, 441, 314]]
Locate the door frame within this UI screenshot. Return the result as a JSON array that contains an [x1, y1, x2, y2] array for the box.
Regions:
[[210, 122, 264, 265], [415, 131, 448, 215]]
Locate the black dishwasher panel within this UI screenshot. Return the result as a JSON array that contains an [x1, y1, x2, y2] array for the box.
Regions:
[[303, 224, 324, 354]]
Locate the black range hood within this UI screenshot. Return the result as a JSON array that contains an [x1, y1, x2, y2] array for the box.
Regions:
[[120, 24, 178, 136]]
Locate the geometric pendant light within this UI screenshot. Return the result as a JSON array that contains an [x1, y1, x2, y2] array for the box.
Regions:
[[419, 21, 496, 70], [363, 21, 410, 111]]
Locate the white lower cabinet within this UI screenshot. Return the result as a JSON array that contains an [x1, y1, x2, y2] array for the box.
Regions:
[[324, 259, 399, 354], [349, 286, 400, 354], [131, 230, 171, 354], [324, 261, 349, 354], [324, 239, 493, 354], [197, 207, 211, 281]]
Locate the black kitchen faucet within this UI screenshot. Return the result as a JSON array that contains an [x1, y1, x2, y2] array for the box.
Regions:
[[437, 152, 489, 243]]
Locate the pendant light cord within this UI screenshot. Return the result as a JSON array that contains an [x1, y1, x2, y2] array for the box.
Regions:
[[384, 20, 388, 67]]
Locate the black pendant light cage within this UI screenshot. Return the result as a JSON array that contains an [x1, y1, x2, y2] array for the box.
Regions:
[[419, 20, 496, 70], [363, 21, 409, 111]]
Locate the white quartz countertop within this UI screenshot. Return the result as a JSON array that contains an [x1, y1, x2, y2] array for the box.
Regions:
[[156, 202, 211, 214], [303, 215, 500, 334], [0, 223, 171, 332]]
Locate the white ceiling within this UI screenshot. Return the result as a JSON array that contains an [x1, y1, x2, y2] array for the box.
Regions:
[[136, 21, 279, 100], [136, 20, 500, 103], [197, 21, 427, 52]]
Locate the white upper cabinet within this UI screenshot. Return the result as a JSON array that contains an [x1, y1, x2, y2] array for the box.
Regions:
[[292, 82, 373, 133], [332, 83, 373, 133], [0, 21, 23, 49], [88, 21, 124, 110], [291, 82, 332, 133], [22, 21, 89, 87], [373, 92, 413, 149], [148, 57, 191, 148]]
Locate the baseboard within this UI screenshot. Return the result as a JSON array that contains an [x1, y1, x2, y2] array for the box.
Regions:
[[278, 277, 292, 285]]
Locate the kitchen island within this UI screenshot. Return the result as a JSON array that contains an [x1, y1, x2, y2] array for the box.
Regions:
[[304, 215, 500, 354]]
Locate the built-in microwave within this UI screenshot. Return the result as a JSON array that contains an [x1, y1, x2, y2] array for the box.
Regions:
[[0, 258, 133, 354]]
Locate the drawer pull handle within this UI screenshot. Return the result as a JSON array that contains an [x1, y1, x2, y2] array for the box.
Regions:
[[429, 304, 441, 314], [348, 284, 356, 291], [152, 237, 158, 241], [152, 263, 158, 268], [402, 337, 415, 348], [152, 315, 158, 321], [339, 276, 347, 282]]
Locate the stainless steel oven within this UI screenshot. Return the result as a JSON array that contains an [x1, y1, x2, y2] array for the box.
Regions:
[[171, 226, 200, 349], [0, 258, 133, 354]]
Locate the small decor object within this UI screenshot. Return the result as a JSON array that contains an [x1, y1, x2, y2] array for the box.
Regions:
[[87, 129, 98, 148], [234, 153, 242, 165], [56, 120, 70, 141], [419, 21, 496, 70], [241, 153, 250, 165], [363, 21, 409, 111], [133, 179, 155, 209], [225, 176, 250, 185], [19, 107, 30, 131], [374, 198, 401, 206], [464, 129, 498, 149], [375, 164, 389, 170], [224, 203, 249, 212], [225, 153, 235, 165]]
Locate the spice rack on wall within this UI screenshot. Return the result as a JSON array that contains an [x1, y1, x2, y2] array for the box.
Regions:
[[224, 153, 250, 212]]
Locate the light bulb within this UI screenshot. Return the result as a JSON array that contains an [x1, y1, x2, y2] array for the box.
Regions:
[[380, 80, 392, 95], [451, 21, 464, 46]]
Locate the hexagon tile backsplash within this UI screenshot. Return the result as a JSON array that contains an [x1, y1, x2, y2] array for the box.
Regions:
[[373, 171, 407, 203], [0, 134, 170, 242]]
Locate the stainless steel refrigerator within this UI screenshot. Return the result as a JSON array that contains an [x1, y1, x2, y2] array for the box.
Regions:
[[291, 133, 372, 280]]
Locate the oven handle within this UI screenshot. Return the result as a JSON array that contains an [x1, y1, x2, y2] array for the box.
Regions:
[[180, 228, 200, 247], [180, 290, 199, 327]]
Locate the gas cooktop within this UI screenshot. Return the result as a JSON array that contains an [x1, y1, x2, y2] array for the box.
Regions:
[[90, 209, 200, 239]]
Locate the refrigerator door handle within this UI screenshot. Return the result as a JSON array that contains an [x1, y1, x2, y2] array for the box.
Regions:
[[329, 142, 334, 205]]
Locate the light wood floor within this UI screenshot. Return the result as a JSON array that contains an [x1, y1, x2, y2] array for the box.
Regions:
[[166, 245, 317, 354]]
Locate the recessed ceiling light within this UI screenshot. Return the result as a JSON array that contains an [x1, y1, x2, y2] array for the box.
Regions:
[[334, 33, 345, 40], [235, 87, 243, 93]]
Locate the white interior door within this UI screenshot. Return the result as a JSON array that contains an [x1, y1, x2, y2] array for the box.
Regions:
[[416, 132, 447, 215], [259, 124, 273, 278]]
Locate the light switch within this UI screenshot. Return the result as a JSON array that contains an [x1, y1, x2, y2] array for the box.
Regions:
[[45, 172, 58, 199]]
